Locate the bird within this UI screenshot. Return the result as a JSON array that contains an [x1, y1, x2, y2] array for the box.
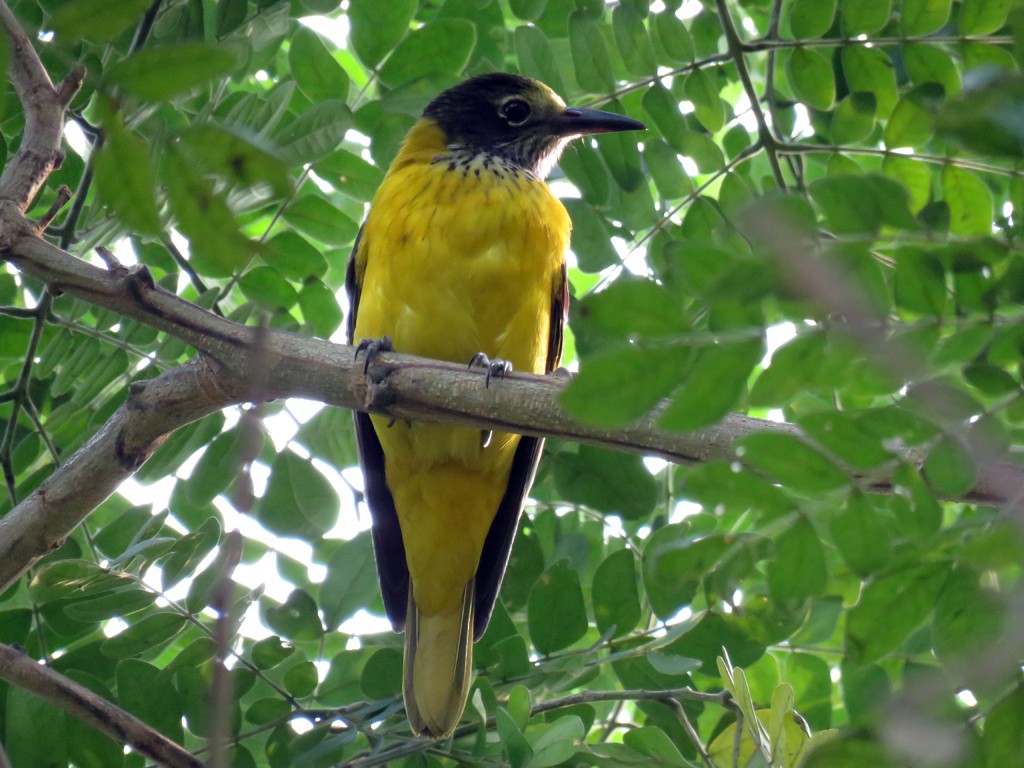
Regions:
[[345, 72, 644, 738]]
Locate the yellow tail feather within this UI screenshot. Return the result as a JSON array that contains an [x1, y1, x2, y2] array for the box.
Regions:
[[403, 581, 475, 738]]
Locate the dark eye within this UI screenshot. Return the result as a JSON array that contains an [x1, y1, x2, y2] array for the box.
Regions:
[[500, 98, 531, 126]]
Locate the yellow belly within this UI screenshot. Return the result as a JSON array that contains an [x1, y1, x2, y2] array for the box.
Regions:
[[352, 123, 569, 616]]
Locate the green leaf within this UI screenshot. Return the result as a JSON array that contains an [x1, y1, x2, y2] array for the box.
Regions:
[[923, 436, 977, 497], [894, 247, 946, 315], [933, 567, 1004, 658], [116, 659, 183, 740], [884, 92, 935, 148], [93, 128, 162, 236], [830, 492, 891, 577], [592, 549, 641, 638], [561, 344, 688, 427], [809, 173, 917, 234], [528, 716, 585, 767], [289, 26, 349, 103], [902, 0, 952, 34], [181, 124, 291, 199], [254, 450, 339, 538], [737, 432, 849, 493], [102, 613, 188, 659], [685, 69, 725, 133], [5, 685, 68, 768], [569, 11, 614, 93], [622, 726, 689, 766], [797, 411, 894, 469], [514, 25, 565, 94], [282, 194, 358, 246], [903, 43, 961, 96], [510, 0, 547, 20], [348, 0, 416, 67], [767, 516, 827, 604], [553, 445, 658, 519], [284, 661, 319, 697], [214, 0, 246, 36], [298, 278, 344, 338], [644, 139, 692, 199], [787, 47, 836, 111], [274, 100, 352, 166], [642, 525, 725, 619], [252, 636, 296, 670], [239, 266, 299, 311], [264, 231, 328, 282], [983, 686, 1024, 766], [831, 92, 876, 144], [843, 46, 897, 117], [262, 589, 324, 641], [49, 0, 152, 43], [658, 340, 762, 432], [846, 564, 950, 664], [749, 332, 826, 407], [840, 0, 892, 35], [642, 83, 689, 153], [943, 165, 993, 237], [528, 559, 588, 654], [882, 155, 932, 214], [960, 0, 1012, 34], [789, 0, 836, 37], [563, 199, 618, 272], [572, 277, 687, 349], [294, 404, 356, 469], [315, 150, 384, 203], [613, 5, 657, 76], [652, 11, 694, 63], [321, 533, 379, 629], [497, 708, 533, 768], [107, 44, 237, 101], [378, 20, 476, 88]]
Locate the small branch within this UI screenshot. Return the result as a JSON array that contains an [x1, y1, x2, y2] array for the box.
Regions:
[[34, 184, 71, 232], [0, 1, 82, 212], [715, 0, 787, 190], [0, 644, 203, 768]]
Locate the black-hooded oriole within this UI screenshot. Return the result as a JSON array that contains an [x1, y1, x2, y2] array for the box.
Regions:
[[346, 73, 644, 737]]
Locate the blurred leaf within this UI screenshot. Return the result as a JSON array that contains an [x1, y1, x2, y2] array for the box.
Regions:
[[923, 436, 977, 497], [659, 339, 762, 432], [93, 127, 162, 236], [843, 46, 898, 117], [787, 47, 836, 111], [613, 5, 657, 76], [845, 563, 949, 664], [767, 516, 826, 604], [592, 549, 641, 638], [49, 0, 152, 43], [983, 686, 1024, 766], [840, 0, 892, 35], [737, 432, 849, 493], [254, 450, 339, 538], [789, 0, 836, 37], [943, 165, 993, 237], [960, 0, 1012, 34], [832, 91, 876, 144], [528, 559, 588, 654], [569, 11, 614, 93], [553, 445, 658, 519], [652, 11, 694, 62], [107, 44, 237, 100], [321, 533, 379, 630], [289, 26, 349, 103], [348, 0, 417, 67], [262, 589, 324, 642], [901, 0, 951, 34], [378, 20, 476, 88], [685, 70, 725, 133]]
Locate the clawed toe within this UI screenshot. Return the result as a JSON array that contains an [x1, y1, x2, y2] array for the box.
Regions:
[[355, 335, 394, 374], [468, 352, 512, 388]]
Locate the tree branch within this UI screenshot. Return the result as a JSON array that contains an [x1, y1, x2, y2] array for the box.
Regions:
[[0, 644, 203, 768]]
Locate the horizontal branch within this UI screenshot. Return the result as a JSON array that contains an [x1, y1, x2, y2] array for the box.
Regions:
[[0, 643, 202, 768]]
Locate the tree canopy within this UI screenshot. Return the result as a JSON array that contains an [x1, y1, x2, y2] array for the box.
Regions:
[[1, 0, 1023, 766]]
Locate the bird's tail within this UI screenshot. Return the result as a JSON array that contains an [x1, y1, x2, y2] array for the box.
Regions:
[[403, 581, 475, 738]]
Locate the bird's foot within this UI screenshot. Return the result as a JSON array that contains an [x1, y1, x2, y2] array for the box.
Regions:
[[354, 335, 394, 374], [468, 352, 512, 389]]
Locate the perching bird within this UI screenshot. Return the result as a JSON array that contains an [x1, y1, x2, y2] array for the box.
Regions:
[[346, 73, 644, 737]]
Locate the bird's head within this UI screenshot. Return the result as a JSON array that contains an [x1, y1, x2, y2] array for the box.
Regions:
[[423, 72, 645, 178]]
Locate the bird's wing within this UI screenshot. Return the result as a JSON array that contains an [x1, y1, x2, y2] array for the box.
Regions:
[[471, 262, 568, 639], [346, 228, 410, 632]]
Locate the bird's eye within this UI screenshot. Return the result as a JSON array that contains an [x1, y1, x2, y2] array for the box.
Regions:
[[500, 99, 532, 126]]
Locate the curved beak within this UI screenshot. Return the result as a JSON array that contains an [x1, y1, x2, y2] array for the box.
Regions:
[[552, 106, 646, 137]]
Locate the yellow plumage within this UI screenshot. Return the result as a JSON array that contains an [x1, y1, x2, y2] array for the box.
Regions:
[[346, 73, 643, 737]]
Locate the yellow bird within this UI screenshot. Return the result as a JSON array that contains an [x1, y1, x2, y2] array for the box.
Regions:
[[346, 73, 644, 737]]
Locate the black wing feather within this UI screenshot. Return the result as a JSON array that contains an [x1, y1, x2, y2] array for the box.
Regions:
[[346, 230, 409, 632], [471, 263, 568, 639]]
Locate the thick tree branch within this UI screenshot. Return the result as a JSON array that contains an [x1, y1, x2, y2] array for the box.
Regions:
[[0, 643, 203, 768]]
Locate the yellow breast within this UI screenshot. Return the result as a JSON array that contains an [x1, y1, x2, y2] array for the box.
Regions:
[[352, 119, 569, 375]]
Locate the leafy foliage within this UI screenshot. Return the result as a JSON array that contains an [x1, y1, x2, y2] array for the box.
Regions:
[[1, 0, 1024, 766]]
